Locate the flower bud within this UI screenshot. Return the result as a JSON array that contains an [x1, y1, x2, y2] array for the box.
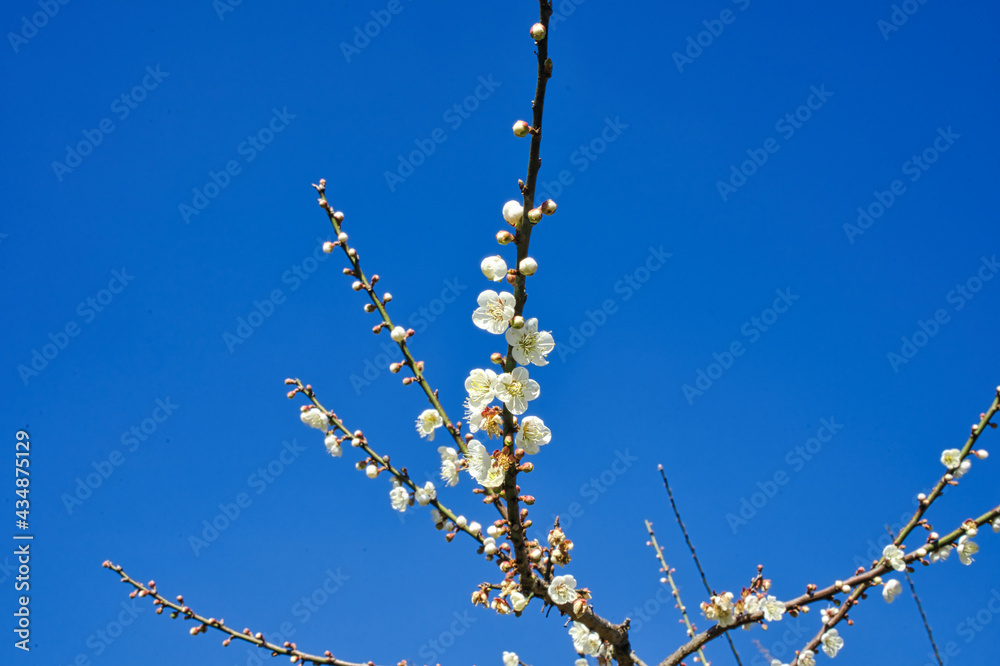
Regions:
[[383, 292, 393, 303], [481, 255, 508, 282], [351, 281, 363, 291], [512, 120, 531, 137], [527, 207, 543, 223], [540, 199, 557, 215], [456, 515, 468, 527], [496, 230, 515, 245], [322, 241, 336, 253], [365, 464, 378, 478], [469, 521, 482, 535], [333, 211, 345, 223], [364, 303, 375, 313], [976, 449, 989, 459], [390, 326, 407, 343], [511, 316, 525, 329], [572, 597, 588, 618], [337, 232, 348, 242], [502, 200, 523, 225], [490, 352, 505, 365], [530, 23, 546, 41], [389, 362, 401, 373], [519, 257, 538, 276]]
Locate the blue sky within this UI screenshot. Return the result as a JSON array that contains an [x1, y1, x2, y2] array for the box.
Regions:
[[3, 1, 1000, 665]]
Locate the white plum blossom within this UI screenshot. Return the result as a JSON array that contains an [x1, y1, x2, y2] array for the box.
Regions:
[[502, 200, 523, 225], [703, 592, 735, 627], [324, 433, 342, 457], [509, 590, 528, 612], [439, 446, 459, 486], [415, 481, 436, 506], [505, 318, 555, 366], [568, 622, 601, 655], [929, 546, 951, 563], [516, 415, 551, 454], [883, 544, 906, 571], [495, 367, 540, 415], [300, 408, 328, 431], [957, 535, 978, 565], [389, 482, 408, 512], [465, 368, 499, 408], [481, 256, 508, 282], [473, 290, 516, 334], [882, 579, 902, 603], [465, 441, 505, 488], [941, 448, 962, 470], [548, 574, 579, 604], [762, 595, 785, 622], [953, 458, 972, 478], [798, 650, 816, 666], [416, 408, 443, 440], [467, 403, 503, 437], [743, 594, 760, 615], [821, 629, 844, 658], [502, 651, 519, 666]]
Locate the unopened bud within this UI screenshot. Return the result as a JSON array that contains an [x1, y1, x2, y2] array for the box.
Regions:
[[527, 207, 543, 224], [490, 352, 505, 365], [322, 241, 336, 253], [540, 199, 557, 215], [383, 292, 393, 303], [511, 316, 525, 329], [389, 362, 402, 373], [513, 120, 531, 137], [519, 462, 534, 472], [572, 597, 588, 617], [365, 464, 378, 478], [333, 211, 345, 223], [338, 232, 348, 242], [530, 23, 546, 41], [390, 326, 407, 343], [352, 281, 363, 291], [496, 230, 515, 245], [519, 257, 538, 276]]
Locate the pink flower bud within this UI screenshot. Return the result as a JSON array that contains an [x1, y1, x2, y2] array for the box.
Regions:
[[496, 230, 515, 245], [322, 241, 336, 253], [513, 120, 531, 137], [540, 199, 557, 215]]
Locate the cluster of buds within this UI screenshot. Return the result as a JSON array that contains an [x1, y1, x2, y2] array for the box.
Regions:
[[548, 523, 574, 566]]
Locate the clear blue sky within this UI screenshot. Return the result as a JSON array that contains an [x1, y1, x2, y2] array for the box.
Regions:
[[3, 1, 999, 665]]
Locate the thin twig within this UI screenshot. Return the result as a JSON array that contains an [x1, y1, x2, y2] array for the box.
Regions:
[[645, 520, 710, 665], [658, 465, 742, 666], [886, 525, 942, 666]]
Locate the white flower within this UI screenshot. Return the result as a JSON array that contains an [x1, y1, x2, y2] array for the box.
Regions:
[[743, 594, 761, 615], [941, 448, 962, 470], [518, 257, 538, 276], [415, 481, 436, 506], [440, 459, 459, 486], [713, 592, 735, 627], [953, 458, 972, 478], [798, 650, 816, 666], [502, 200, 523, 225], [505, 318, 555, 366], [821, 629, 844, 658], [438, 446, 458, 463], [495, 367, 540, 415], [390, 326, 407, 343], [416, 409, 443, 440], [509, 591, 528, 612], [957, 535, 979, 565], [389, 482, 408, 513], [502, 651, 519, 666], [883, 544, 906, 571], [882, 579, 902, 603], [548, 574, 579, 604], [300, 408, 328, 431], [568, 622, 600, 655], [929, 546, 950, 563], [465, 368, 499, 408], [465, 441, 506, 489], [762, 595, 785, 622], [468, 521, 482, 534], [473, 290, 516, 334], [467, 403, 503, 437], [481, 256, 508, 282], [516, 416, 551, 454], [324, 434, 342, 457]]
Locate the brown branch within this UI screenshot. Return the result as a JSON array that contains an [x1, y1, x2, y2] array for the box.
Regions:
[[887, 525, 942, 666]]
